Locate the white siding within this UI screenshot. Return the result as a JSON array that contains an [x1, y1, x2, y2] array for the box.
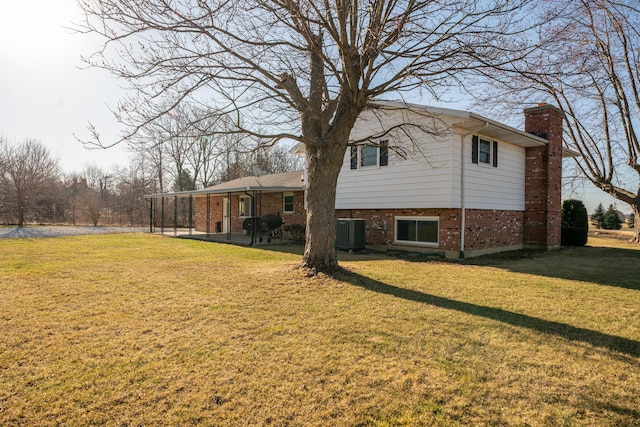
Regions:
[[336, 109, 456, 209], [463, 134, 525, 211], [335, 108, 526, 211]]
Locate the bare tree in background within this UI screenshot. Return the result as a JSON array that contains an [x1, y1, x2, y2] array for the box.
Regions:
[[82, 190, 104, 226], [0, 137, 7, 223], [0, 139, 60, 227], [256, 145, 305, 176], [476, 0, 640, 243], [78, 0, 538, 273], [83, 164, 112, 202], [112, 159, 155, 227], [131, 129, 167, 195]]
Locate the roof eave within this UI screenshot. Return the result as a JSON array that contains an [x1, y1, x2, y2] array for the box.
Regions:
[[144, 185, 305, 199], [371, 100, 549, 149]]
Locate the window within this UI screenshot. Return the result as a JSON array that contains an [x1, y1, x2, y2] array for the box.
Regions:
[[472, 135, 498, 167], [395, 216, 439, 245], [360, 145, 378, 167], [239, 196, 252, 217], [479, 139, 491, 164], [350, 140, 389, 169], [283, 192, 294, 213]]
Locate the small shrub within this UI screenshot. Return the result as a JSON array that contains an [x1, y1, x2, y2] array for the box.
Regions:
[[561, 199, 588, 246]]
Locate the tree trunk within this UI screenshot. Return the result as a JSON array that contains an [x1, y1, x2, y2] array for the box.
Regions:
[[16, 189, 25, 227], [631, 204, 640, 244], [17, 205, 25, 228], [299, 141, 347, 275]]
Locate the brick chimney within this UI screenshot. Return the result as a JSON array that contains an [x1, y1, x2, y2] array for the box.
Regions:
[[523, 104, 564, 250]]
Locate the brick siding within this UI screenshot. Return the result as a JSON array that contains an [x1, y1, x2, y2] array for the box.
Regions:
[[523, 104, 564, 249], [464, 209, 524, 250], [193, 191, 305, 233], [336, 208, 523, 254]]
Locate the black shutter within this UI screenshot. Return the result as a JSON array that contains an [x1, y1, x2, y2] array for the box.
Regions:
[[379, 140, 388, 166], [350, 146, 358, 170], [493, 141, 498, 167], [472, 135, 479, 164]]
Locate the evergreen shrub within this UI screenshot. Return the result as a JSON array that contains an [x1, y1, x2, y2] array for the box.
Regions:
[[561, 199, 588, 246]]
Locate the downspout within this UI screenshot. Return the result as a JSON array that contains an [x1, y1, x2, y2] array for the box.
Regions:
[[244, 190, 256, 246], [459, 134, 467, 259], [459, 122, 489, 259]]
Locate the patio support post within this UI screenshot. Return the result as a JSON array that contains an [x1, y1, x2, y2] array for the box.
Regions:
[[188, 195, 193, 236], [226, 192, 231, 241], [257, 191, 263, 245], [206, 193, 211, 238], [148, 198, 153, 233], [161, 197, 165, 235], [173, 195, 178, 237]]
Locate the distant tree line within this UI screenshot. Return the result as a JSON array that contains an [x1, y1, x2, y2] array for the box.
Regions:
[[0, 134, 302, 227]]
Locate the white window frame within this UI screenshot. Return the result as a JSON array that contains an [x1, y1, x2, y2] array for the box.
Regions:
[[351, 139, 389, 170], [359, 144, 379, 168], [283, 192, 294, 214], [473, 135, 498, 168], [239, 195, 252, 218], [394, 216, 439, 246], [478, 138, 491, 164]]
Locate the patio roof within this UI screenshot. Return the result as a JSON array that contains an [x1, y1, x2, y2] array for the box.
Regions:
[[144, 170, 305, 199]]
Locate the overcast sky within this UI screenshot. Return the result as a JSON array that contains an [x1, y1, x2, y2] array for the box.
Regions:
[[0, 1, 624, 213], [0, 0, 131, 173]]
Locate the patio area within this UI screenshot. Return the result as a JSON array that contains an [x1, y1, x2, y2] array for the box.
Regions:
[[151, 227, 289, 247], [145, 171, 306, 248]]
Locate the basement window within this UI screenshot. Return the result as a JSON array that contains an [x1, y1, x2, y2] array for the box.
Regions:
[[395, 216, 439, 246]]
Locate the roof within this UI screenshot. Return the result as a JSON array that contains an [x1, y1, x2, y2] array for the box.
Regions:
[[373, 100, 581, 157], [203, 170, 305, 192], [290, 101, 579, 158], [145, 170, 305, 198]]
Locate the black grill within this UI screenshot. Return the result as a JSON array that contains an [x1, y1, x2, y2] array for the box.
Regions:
[[259, 214, 283, 231], [242, 214, 283, 243]]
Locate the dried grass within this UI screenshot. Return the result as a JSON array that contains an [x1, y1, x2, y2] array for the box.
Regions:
[[0, 234, 639, 426]]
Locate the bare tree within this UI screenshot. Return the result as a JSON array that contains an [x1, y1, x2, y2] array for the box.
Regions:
[[475, 0, 640, 243], [111, 158, 156, 227], [0, 139, 60, 227], [189, 113, 254, 187], [130, 106, 246, 190], [81, 189, 103, 226], [64, 172, 85, 225], [78, 0, 538, 273], [255, 144, 305, 175], [83, 164, 113, 201], [64, 166, 113, 225], [130, 131, 167, 195]]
